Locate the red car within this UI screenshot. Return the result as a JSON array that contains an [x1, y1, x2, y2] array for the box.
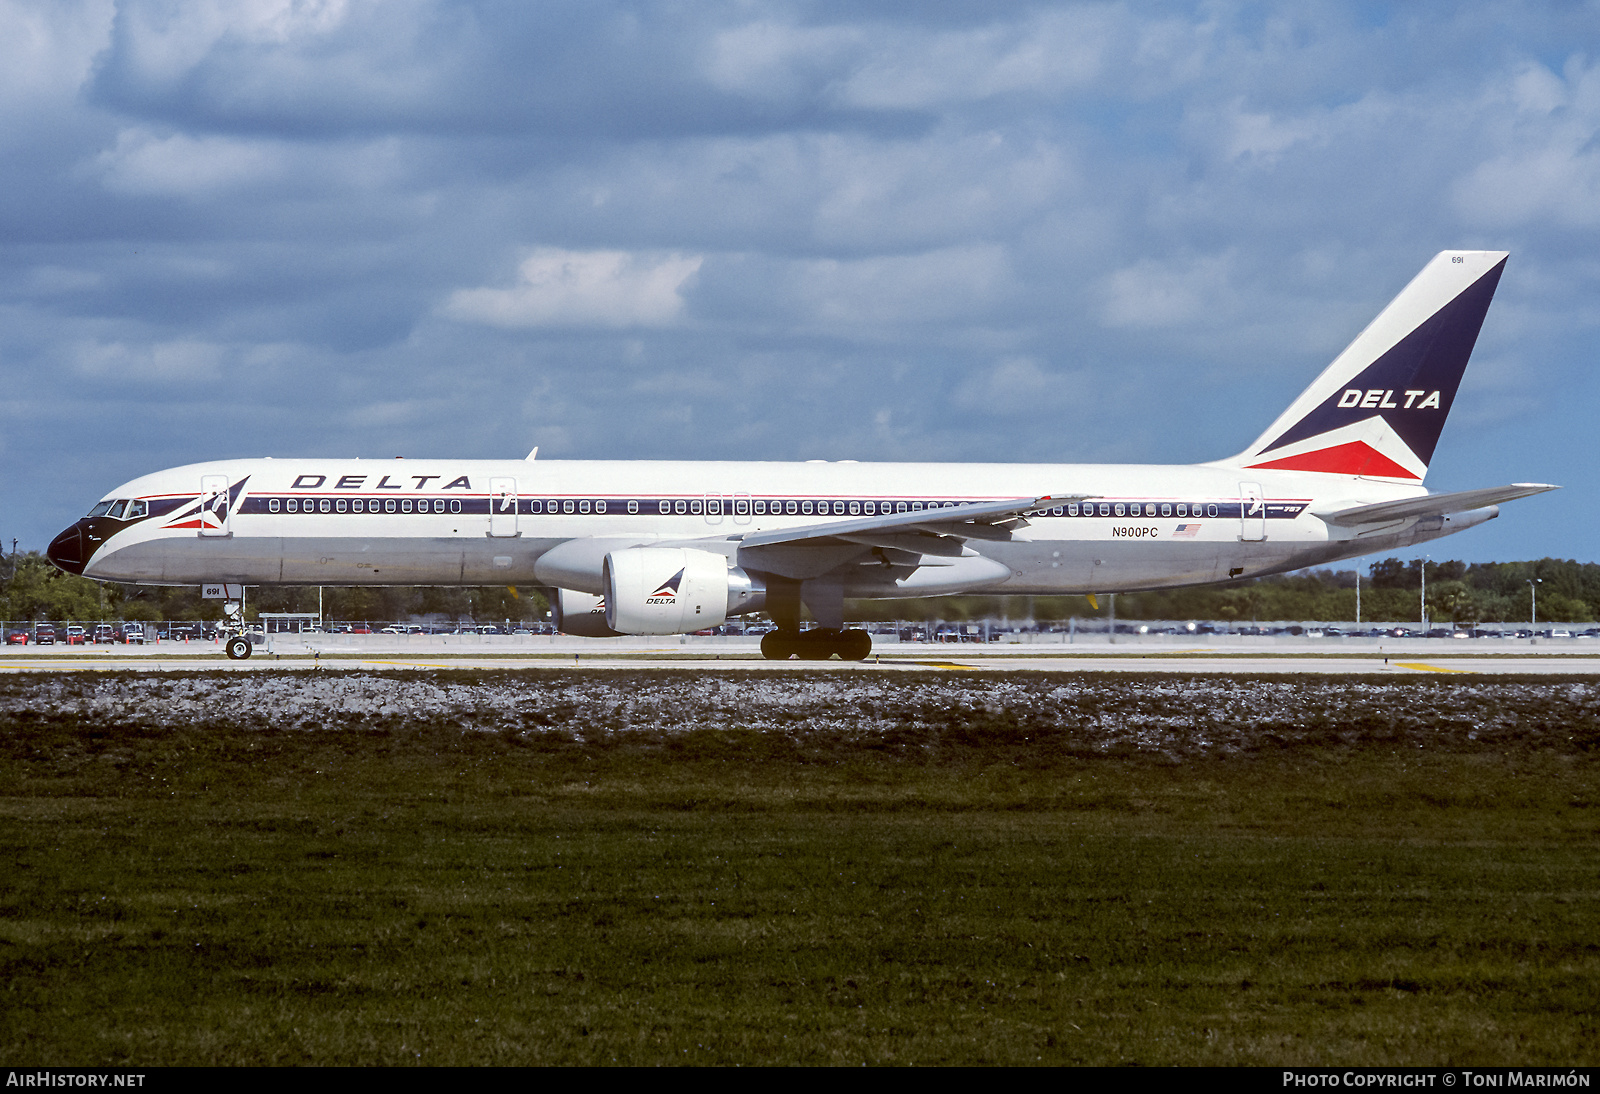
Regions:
[[6, 631, 28, 645]]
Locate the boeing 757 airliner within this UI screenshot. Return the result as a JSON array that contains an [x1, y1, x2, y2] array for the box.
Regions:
[[47, 250, 1555, 660]]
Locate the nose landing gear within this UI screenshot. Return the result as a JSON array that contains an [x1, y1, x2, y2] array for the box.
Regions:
[[225, 635, 253, 660], [760, 628, 872, 661]]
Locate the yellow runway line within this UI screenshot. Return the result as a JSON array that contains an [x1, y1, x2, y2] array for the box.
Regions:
[[1394, 661, 1472, 673]]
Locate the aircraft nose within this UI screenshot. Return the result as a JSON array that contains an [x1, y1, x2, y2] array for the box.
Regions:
[[46, 524, 86, 575]]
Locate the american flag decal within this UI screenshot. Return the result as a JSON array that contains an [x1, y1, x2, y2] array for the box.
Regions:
[[1173, 523, 1200, 537]]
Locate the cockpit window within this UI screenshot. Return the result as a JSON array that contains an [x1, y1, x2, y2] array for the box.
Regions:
[[88, 501, 115, 517], [106, 500, 128, 519], [125, 499, 148, 519]]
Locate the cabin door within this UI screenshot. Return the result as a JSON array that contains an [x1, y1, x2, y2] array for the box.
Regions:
[[199, 475, 231, 537], [1239, 482, 1266, 542], [489, 478, 518, 537]]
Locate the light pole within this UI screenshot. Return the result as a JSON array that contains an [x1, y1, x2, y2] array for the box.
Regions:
[[1528, 578, 1541, 629], [1420, 556, 1429, 630]]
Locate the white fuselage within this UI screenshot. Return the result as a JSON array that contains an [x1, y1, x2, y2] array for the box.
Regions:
[[61, 456, 1489, 598]]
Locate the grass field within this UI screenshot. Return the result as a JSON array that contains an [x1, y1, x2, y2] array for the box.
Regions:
[[2, 670, 1597, 1065]]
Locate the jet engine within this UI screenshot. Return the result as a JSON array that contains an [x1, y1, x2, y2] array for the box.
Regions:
[[552, 589, 621, 637], [603, 547, 764, 635]]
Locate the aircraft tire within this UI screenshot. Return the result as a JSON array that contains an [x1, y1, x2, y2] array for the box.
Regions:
[[838, 629, 873, 661], [760, 631, 799, 661], [226, 636, 253, 660]]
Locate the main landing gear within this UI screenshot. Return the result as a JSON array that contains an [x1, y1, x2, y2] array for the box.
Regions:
[[225, 636, 253, 660], [760, 628, 872, 662]]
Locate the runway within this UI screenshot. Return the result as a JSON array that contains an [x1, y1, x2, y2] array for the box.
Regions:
[[4, 633, 1597, 674]]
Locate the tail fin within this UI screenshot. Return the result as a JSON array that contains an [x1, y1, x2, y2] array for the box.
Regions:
[[1221, 250, 1507, 481]]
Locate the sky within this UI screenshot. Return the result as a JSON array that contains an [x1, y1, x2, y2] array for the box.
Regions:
[[2, 0, 1597, 565]]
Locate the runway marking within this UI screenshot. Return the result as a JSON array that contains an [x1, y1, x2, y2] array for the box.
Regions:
[[875, 660, 983, 671], [1394, 662, 1472, 674]]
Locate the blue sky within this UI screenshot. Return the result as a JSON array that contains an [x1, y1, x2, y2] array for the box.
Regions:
[[2, 0, 1596, 564]]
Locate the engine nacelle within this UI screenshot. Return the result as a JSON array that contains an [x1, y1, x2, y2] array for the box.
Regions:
[[604, 547, 754, 635], [552, 589, 621, 637]]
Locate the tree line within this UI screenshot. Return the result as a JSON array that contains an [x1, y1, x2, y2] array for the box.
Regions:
[[1, 550, 1594, 625]]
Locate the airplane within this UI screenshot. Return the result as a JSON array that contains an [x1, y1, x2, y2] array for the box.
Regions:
[[46, 249, 1556, 661]]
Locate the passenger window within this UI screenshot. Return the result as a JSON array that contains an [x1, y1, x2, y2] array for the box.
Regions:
[[786, 501, 798, 514], [385, 499, 396, 513], [451, 500, 461, 514], [674, 500, 686, 514], [1067, 504, 1078, 516], [754, 500, 766, 514], [1113, 503, 1125, 517], [269, 499, 280, 513], [287, 498, 298, 513], [1207, 504, 1217, 518], [400, 499, 412, 513], [659, 501, 670, 514], [596, 500, 606, 514], [1161, 503, 1171, 517], [528, 500, 541, 514], [801, 501, 813, 514], [563, 500, 575, 514], [628, 500, 639, 514], [434, 499, 446, 513], [848, 501, 860, 515], [579, 500, 591, 514], [1098, 504, 1110, 516], [336, 499, 348, 513], [318, 499, 330, 513], [897, 502, 908, 513], [352, 498, 364, 513], [690, 500, 703, 515], [833, 501, 845, 515]]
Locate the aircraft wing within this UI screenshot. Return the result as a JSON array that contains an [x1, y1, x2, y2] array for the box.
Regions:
[[1315, 483, 1558, 526], [729, 494, 1086, 579]]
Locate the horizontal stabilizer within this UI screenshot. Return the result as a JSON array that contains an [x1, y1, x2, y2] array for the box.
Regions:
[[1315, 483, 1558, 526]]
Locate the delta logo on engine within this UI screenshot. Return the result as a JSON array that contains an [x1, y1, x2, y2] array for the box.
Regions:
[[647, 570, 684, 604]]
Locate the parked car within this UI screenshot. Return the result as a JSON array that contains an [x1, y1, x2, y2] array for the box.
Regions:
[[34, 625, 56, 645], [93, 624, 117, 644], [6, 630, 29, 645], [121, 623, 146, 644], [64, 626, 86, 645]]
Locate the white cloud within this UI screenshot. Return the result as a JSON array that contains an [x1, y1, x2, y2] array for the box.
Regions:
[[788, 244, 1012, 329], [0, 0, 112, 108], [92, 127, 284, 194], [951, 357, 1089, 416], [444, 248, 704, 329], [1451, 60, 1600, 228], [1100, 253, 1237, 329], [833, 9, 1114, 109], [71, 338, 225, 381], [113, 0, 350, 81]]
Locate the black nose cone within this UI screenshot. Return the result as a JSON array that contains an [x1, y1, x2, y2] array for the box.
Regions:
[[47, 525, 85, 575]]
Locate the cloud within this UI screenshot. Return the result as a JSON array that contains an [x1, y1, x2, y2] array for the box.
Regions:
[[951, 357, 1090, 416], [1100, 253, 1238, 329], [772, 244, 1013, 331], [1451, 60, 1600, 228], [70, 338, 225, 381], [444, 248, 703, 329]]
